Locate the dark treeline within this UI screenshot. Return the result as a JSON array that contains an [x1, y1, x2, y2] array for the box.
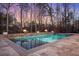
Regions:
[[0, 3, 79, 34]]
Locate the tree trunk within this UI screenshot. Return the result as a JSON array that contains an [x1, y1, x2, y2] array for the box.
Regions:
[[30, 4, 32, 33], [6, 9, 9, 34], [50, 3, 53, 31], [34, 4, 37, 32], [20, 7, 23, 33]]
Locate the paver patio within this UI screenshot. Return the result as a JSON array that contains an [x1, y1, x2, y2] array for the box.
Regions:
[[27, 34, 79, 56], [0, 34, 79, 56]]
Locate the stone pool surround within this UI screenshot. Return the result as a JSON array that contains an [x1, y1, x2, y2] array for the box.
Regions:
[[0, 33, 79, 56]]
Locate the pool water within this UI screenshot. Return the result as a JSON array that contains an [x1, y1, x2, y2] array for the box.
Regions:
[[12, 33, 71, 50]]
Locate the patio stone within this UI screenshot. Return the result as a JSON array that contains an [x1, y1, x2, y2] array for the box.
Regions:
[[57, 43, 79, 56], [1, 34, 79, 56], [0, 46, 19, 56], [28, 47, 58, 56], [0, 40, 8, 47], [27, 34, 79, 56]]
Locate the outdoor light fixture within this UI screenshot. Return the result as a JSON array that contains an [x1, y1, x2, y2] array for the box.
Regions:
[[36, 31, 39, 33], [3, 32, 8, 35], [51, 31, 54, 33], [44, 29, 48, 32], [23, 29, 27, 33]]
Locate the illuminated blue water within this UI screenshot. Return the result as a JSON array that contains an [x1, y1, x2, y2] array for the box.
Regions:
[[12, 33, 71, 50], [15, 34, 70, 42]]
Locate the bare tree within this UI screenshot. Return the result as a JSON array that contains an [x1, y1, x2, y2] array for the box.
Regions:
[[0, 3, 14, 34], [47, 3, 54, 31], [18, 3, 29, 33], [33, 4, 37, 32], [35, 3, 51, 31]]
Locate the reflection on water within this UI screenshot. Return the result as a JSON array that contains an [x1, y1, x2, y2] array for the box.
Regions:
[[11, 34, 71, 50]]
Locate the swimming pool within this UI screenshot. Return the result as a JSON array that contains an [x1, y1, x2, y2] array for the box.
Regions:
[[11, 33, 72, 50]]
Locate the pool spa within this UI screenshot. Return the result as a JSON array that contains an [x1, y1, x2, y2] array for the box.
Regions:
[[11, 33, 72, 50]]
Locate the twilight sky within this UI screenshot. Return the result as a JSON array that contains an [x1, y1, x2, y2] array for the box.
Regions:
[[1, 3, 79, 25]]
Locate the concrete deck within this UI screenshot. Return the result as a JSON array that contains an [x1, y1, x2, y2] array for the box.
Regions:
[[0, 37, 28, 56], [0, 34, 79, 56]]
